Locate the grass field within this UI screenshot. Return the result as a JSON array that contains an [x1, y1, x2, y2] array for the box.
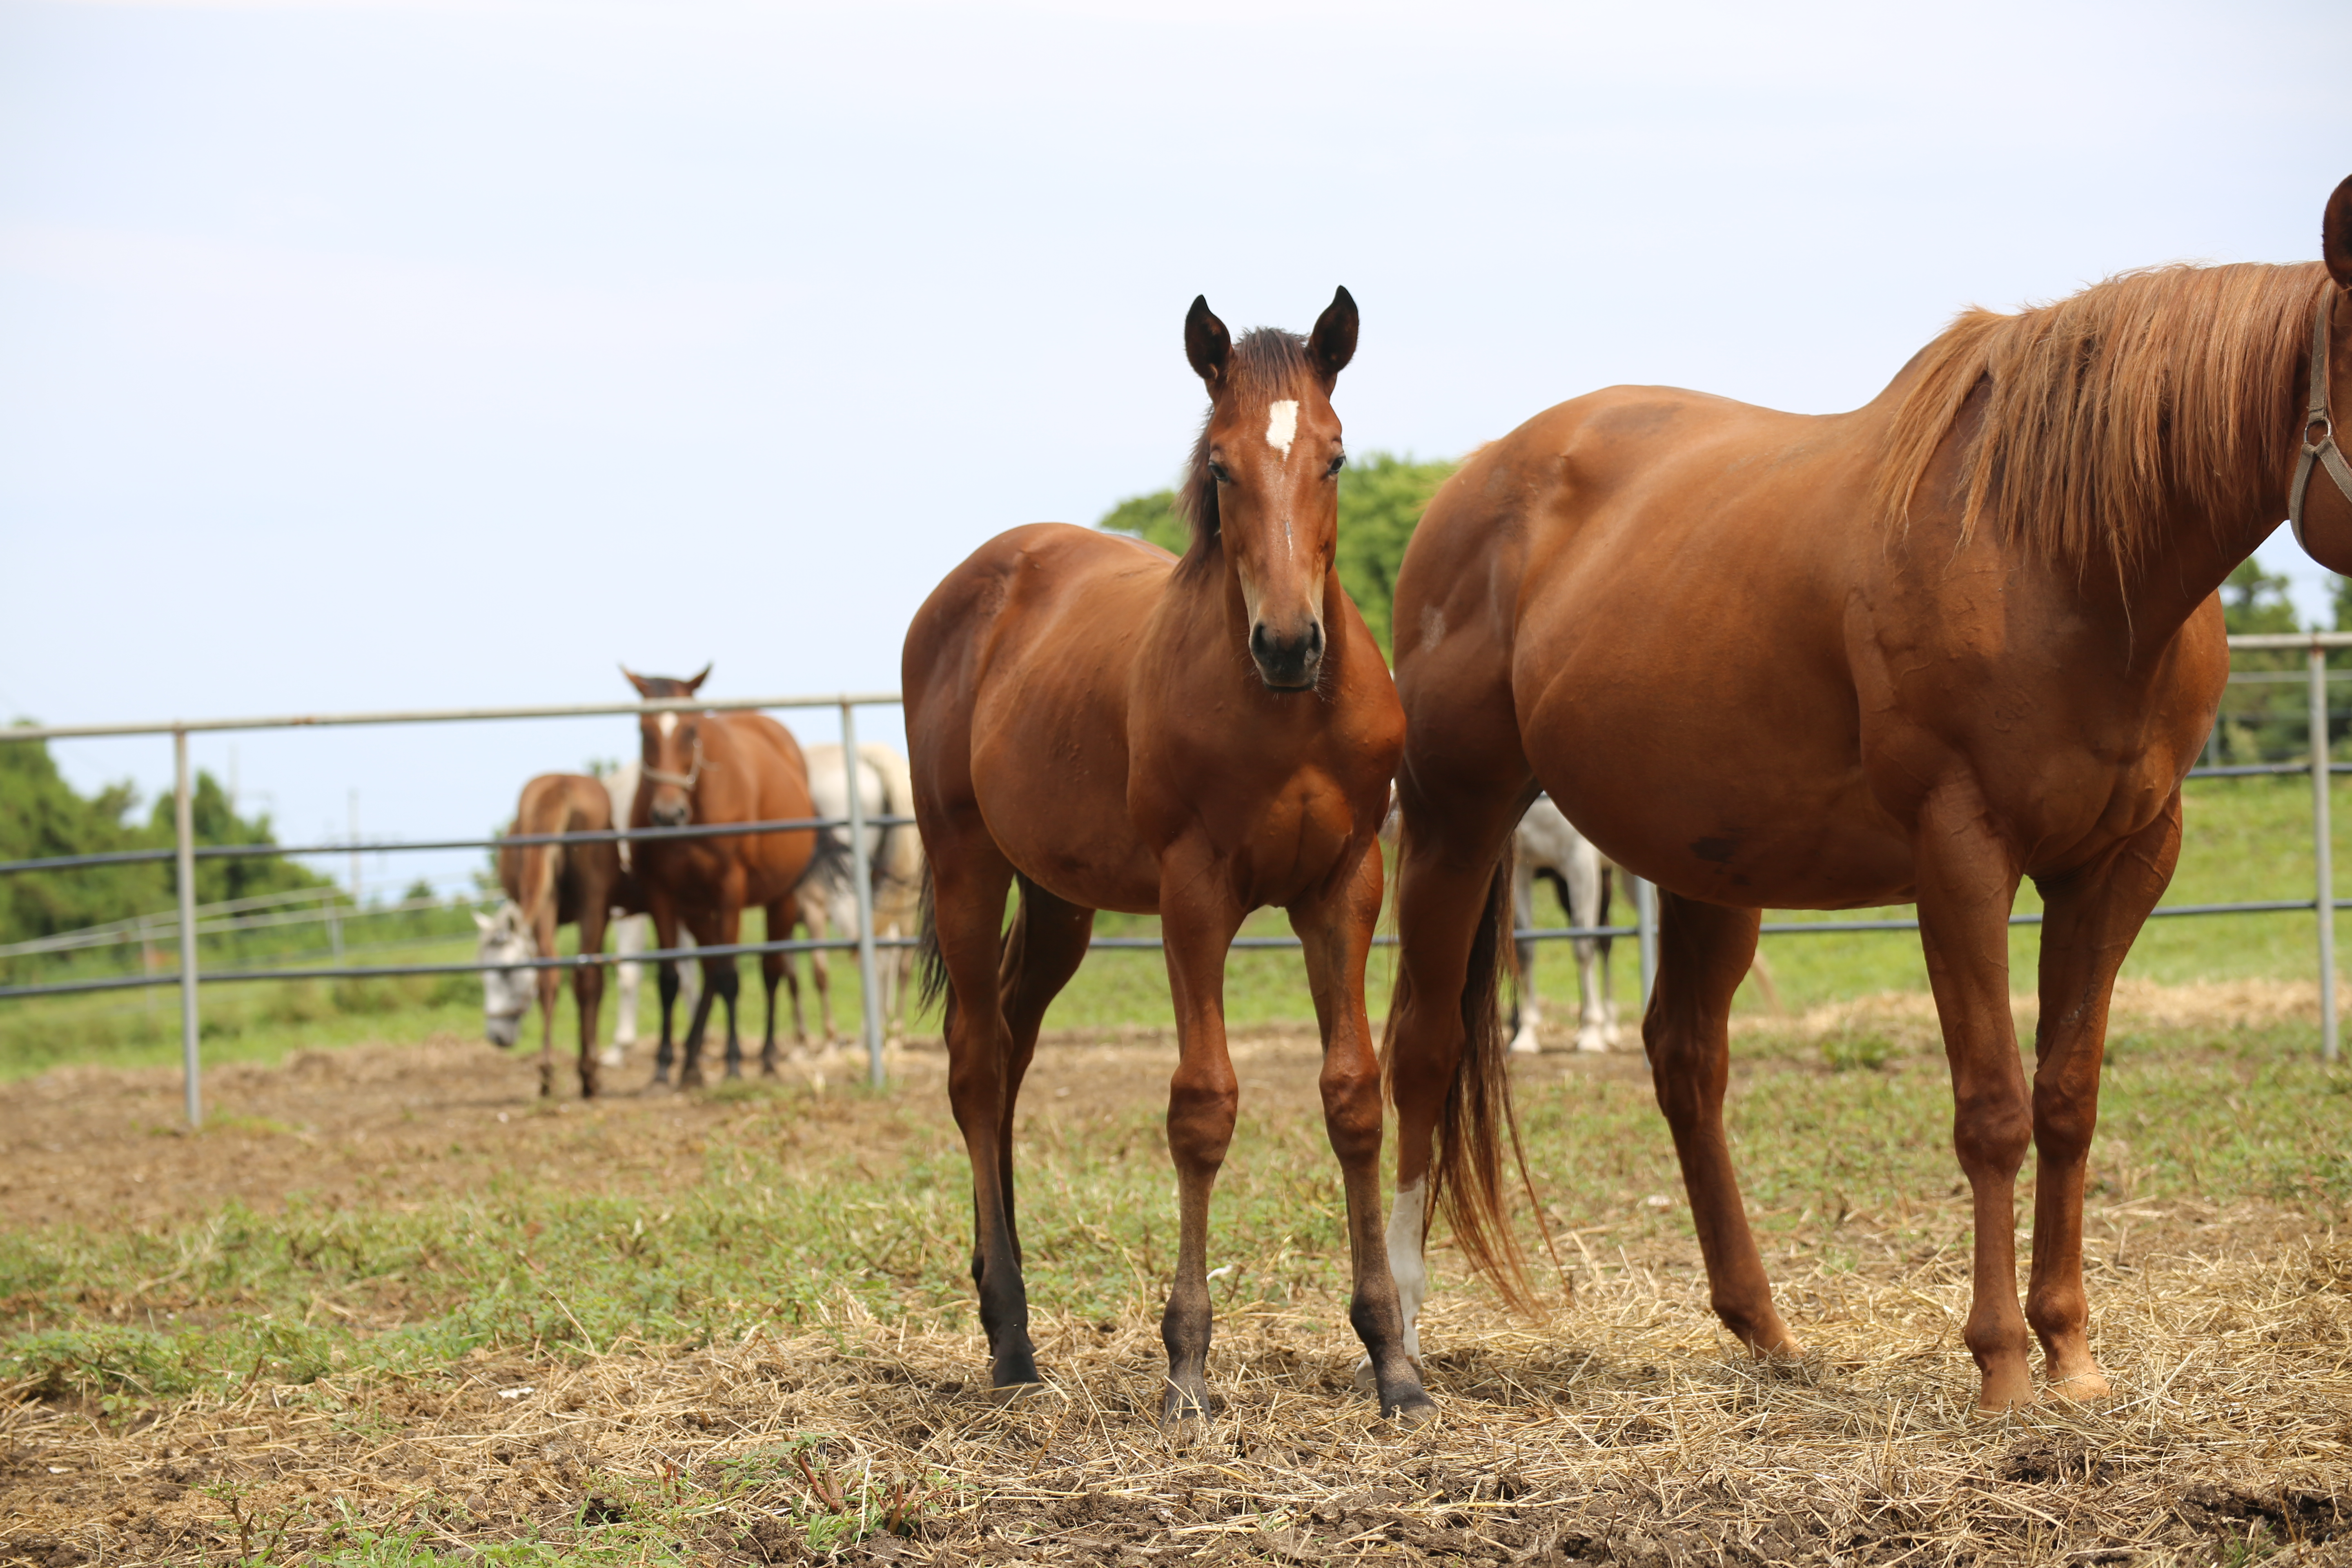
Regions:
[[6, 773, 2352, 1085]]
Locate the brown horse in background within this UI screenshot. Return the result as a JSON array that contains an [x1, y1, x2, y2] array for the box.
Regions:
[[481, 772, 633, 1098], [1383, 178, 2352, 1411], [624, 666, 824, 1089], [905, 288, 1434, 1425]]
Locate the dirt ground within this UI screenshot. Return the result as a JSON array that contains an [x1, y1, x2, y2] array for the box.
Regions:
[[4, 1022, 2351, 1566]]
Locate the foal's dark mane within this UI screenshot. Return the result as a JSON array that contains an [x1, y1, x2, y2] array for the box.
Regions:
[[1174, 328, 1316, 570], [1873, 261, 2327, 574]]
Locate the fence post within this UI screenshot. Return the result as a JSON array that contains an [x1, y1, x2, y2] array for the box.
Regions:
[[173, 728, 202, 1127], [840, 701, 885, 1088], [2313, 640, 2339, 1062]]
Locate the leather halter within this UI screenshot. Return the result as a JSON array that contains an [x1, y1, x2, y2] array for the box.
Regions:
[[2290, 290, 2352, 552], [643, 733, 705, 792]]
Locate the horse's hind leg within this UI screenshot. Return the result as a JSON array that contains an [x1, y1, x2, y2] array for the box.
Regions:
[[574, 903, 608, 1099], [759, 898, 794, 1076], [1293, 844, 1433, 1422], [1566, 847, 1611, 1053], [1647, 891, 1800, 1359], [1507, 860, 1539, 1056], [931, 838, 1035, 1388], [2023, 799, 2178, 1402], [995, 878, 1094, 1294]]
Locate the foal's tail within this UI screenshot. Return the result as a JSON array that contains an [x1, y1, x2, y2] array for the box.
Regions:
[[1405, 842, 1549, 1311]]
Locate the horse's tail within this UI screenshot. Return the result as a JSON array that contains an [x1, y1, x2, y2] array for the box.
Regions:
[[1428, 842, 1545, 1310], [915, 862, 951, 1019]]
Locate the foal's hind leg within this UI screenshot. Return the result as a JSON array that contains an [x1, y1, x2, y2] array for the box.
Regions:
[[931, 840, 1038, 1388], [995, 878, 1095, 1317], [2024, 800, 2178, 1401], [1646, 892, 1802, 1359], [1293, 845, 1433, 1423]]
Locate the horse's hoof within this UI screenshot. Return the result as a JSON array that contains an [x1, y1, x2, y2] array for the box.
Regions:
[[724, 1065, 743, 1082], [1352, 1358, 1379, 1396], [983, 1379, 1044, 1407], [1508, 1033, 1541, 1057], [1385, 1390, 1439, 1425], [2045, 1368, 2114, 1403]]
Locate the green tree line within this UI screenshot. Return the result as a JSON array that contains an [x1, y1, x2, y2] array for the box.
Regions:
[[0, 729, 325, 951]]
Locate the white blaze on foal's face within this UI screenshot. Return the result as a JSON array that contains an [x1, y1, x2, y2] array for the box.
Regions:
[[657, 712, 677, 740], [1264, 399, 1300, 460]]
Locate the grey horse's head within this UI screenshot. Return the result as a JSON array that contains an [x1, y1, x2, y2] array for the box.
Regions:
[[472, 901, 535, 1049]]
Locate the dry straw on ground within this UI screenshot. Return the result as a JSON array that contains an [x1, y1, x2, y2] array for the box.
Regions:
[[7, 1221, 2348, 1564]]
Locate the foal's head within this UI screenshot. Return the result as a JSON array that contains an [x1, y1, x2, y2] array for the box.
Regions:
[[1179, 287, 1358, 691], [622, 664, 712, 828]]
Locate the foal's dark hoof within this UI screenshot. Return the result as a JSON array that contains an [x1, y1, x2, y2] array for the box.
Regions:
[[680, 1069, 707, 1091], [1385, 1389, 1439, 1425], [982, 1379, 1045, 1408]]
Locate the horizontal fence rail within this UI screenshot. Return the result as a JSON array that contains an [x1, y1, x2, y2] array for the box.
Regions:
[[0, 814, 920, 878], [8, 633, 2351, 1121]]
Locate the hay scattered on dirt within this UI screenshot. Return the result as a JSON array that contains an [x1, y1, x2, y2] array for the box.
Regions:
[[6, 1225, 2348, 1564]]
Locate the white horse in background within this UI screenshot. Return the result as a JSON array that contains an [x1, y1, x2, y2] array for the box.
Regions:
[[1509, 797, 1621, 1055], [784, 742, 925, 1046], [1509, 796, 1781, 1056]]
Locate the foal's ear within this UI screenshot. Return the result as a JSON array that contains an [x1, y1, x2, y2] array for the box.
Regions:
[[472, 909, 495, 934], [2326, 175, 2352, 292], [682, 663, 711, 696], [1185, 295, 1232, 388], [1307, 286, 1359, 387], [621, 665, 654, 699]]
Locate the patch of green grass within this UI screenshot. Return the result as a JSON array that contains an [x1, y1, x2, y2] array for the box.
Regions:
[[4, 1032, 2343, 1409]]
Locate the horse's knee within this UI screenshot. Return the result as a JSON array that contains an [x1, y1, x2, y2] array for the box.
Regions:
[[1319, 1061, 1383, 1165], [1954, 1091, 2033, 1178], [2031, 1079, 2098, 1167], [1167, 1071, 1238, 1171]]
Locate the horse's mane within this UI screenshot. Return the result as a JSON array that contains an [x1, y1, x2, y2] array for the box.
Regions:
[[1174, 328, 1315, 568], [1872, 260, 2327, 571]]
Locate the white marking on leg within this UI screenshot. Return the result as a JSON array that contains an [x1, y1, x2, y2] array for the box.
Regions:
[[1385, 1176, 1428, 1360], [1264, 399, 1298, 458]]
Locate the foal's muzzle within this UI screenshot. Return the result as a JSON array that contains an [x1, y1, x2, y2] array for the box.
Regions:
[[649, 797, 691, 829], [1250, 619, 1325, 690]]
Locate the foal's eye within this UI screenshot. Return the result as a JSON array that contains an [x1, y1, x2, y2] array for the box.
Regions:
[[1208, 461, 1232, 485], [1327, 453, 1347, 478]]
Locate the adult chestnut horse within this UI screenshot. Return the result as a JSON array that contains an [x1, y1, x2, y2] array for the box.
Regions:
[[624, 666, 824, 1088], [1385, 178, 2352, 1412], [905, 289, 1432, 1423], [479, 772, 632, 1097]]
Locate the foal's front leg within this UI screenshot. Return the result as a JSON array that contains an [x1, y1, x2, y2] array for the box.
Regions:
[[1292, 846, 1434, 1422], [1156, 851, 1246, 1428], [2025, 799, 2179, 1401]]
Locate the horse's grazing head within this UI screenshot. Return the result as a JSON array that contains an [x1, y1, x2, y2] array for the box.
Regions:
[[1178, 287, 1358, 693], [621, 664, 711, 827], [472, 900, 535, 1049], [2303, 175, 2352, 572]]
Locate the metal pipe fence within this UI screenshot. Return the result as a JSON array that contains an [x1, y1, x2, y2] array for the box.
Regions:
[[5, 632, 2347, 1124]]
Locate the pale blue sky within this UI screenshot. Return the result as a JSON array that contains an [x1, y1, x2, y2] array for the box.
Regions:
[[2, 0, 2346, 895]]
